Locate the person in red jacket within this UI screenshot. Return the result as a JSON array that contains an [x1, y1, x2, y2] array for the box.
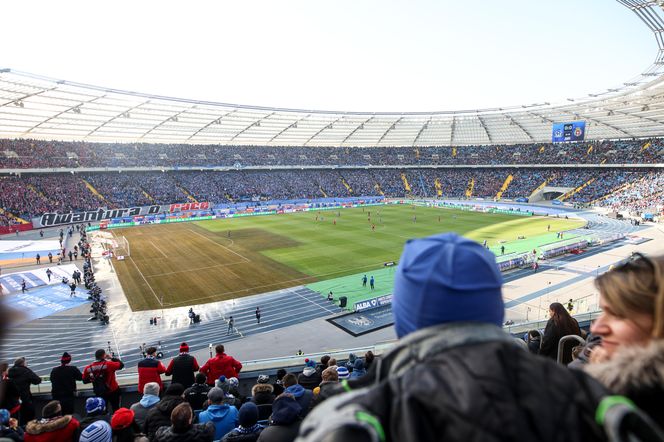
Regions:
[[82, 349, 124, 413], [199, 344, 242, 385], [24, 400, 80, 442], [137, 347, 167, 394]]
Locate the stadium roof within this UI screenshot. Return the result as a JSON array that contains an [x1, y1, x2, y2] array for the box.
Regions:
[[1, 1, 664, 147]]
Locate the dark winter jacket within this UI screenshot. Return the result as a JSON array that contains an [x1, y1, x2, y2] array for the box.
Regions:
[[0, 424, 24, 442], [184, 383, 210, 411], [24, 415, 80, 442], [154, 421, 215, 442], [296, 369, 321, 391], [0, 378, 21, 413], [49, 364, 82, 399], [143, 395, 185, 441], [165, 354, 199, 389], [540, 317, 582, 364], [257, 395, 301, 442], [222, 425, 264, 442], [585, 339, 664, 427], [251, 384, 275, 406], [296, 322, 609, 442], [283, 385, 312, 419], [7, 365, 41, 403]]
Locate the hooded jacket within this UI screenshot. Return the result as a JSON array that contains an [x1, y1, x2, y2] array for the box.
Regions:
[[283, 385, 312, 418], [184, 383, 210, 411], [296, 322, 609, 442], [297, 368, 321, 391], [143, 395, 185, 440], [24, 415, 80, 442], [585, 340, 664, 427], [130, 394, 160, 428], [251, 383, 275, 405], [257, 396, 301, 442], [198, 404, 239, 441]]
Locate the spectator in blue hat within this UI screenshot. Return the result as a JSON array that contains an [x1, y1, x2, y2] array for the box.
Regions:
[[0, 408, 23, 441], [222, 402, 264, 441], [80, 397, 110, 431], [296, 233, 611, 442]]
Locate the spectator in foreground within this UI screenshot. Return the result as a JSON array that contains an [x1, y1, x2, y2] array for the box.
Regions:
[[49, 352, 82, 416], [24, 400, 80, 442], [296, 359, 321, 391], [312, 367, 339, 408], [144, 383, 185, 441], [79, 421, 111, 442], [111, 407, 148, 442], [256, 394, 301, 442], [200, 345, 242, 386], [165, 342, 199, 389], [585, 253, 664, 426], [137, 347, 167, 395], [222, 402, 264, 442], [251, 375, 275, 406], [0, 408, 24, 441], [8, 357, 41, 424], [82, 349, 124, 413], [130, 382, 160, 428], [154, 402, 214, 442], [80, 397, 110, 431], [296, 233, 610, 441], [197, 387, 239, 441], [271, 369, 287, 397], [540, 302, 582, 364], [184, 373, 210, 411], [281, 374, 312, 418]]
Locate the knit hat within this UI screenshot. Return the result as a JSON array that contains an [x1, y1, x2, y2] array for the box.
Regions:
[[79, 420, 112, 442], [353, 358, 364, 371], [60, 352, 71, 364], [179, 342, 189, 353], [336, 366, 350, 379], [165, 383, 184, 397], [392, 233, 504, 338], [207, 387, 225, 403], [257, 374, 270, 384], [110, 408, 134, 431], [348, 353, 356, 363], [216, 375, 230, 393], [228, 377, 239, 389], [238, 402, 258, 428], [85, 397, 106, 415], [0, 409, 9, 425]]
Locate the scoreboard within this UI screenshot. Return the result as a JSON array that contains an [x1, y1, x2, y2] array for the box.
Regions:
[[552, 121, 585, 143]]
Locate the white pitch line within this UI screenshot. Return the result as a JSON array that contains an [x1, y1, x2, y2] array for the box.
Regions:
[[150, 241, 168, 258], [188, 229, 250, 263], [294, 289, 337, 314], [128, 255, 162, 307]]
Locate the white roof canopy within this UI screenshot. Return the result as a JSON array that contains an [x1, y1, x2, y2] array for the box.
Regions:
[[1, 0, 663, 147]]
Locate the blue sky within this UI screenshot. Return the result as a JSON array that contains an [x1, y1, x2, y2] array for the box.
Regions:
[[1, 0, 655, 112]]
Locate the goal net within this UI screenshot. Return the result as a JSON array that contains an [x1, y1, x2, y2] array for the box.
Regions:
[[111, 236, 130, 260]]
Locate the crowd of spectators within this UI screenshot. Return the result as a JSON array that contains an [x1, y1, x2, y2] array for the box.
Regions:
[[597, 170, 664, 213], [0, 138, 661, 169], [1, 168, 661, 224], [1, 235, 662, 441]]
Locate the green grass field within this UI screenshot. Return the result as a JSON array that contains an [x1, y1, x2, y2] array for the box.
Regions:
[[110, 204, 584, 311]]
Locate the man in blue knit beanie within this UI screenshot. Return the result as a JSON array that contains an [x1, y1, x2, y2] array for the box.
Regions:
[[392, 232, 504, 338], [297, 233, 610, 442]]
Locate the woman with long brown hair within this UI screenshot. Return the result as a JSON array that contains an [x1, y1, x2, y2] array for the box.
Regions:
[[585, 252, 664, 426], [540, 302, 582, 364]]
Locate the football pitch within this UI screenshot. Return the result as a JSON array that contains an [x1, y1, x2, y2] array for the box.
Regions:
[[110, 204, 584, 311]]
